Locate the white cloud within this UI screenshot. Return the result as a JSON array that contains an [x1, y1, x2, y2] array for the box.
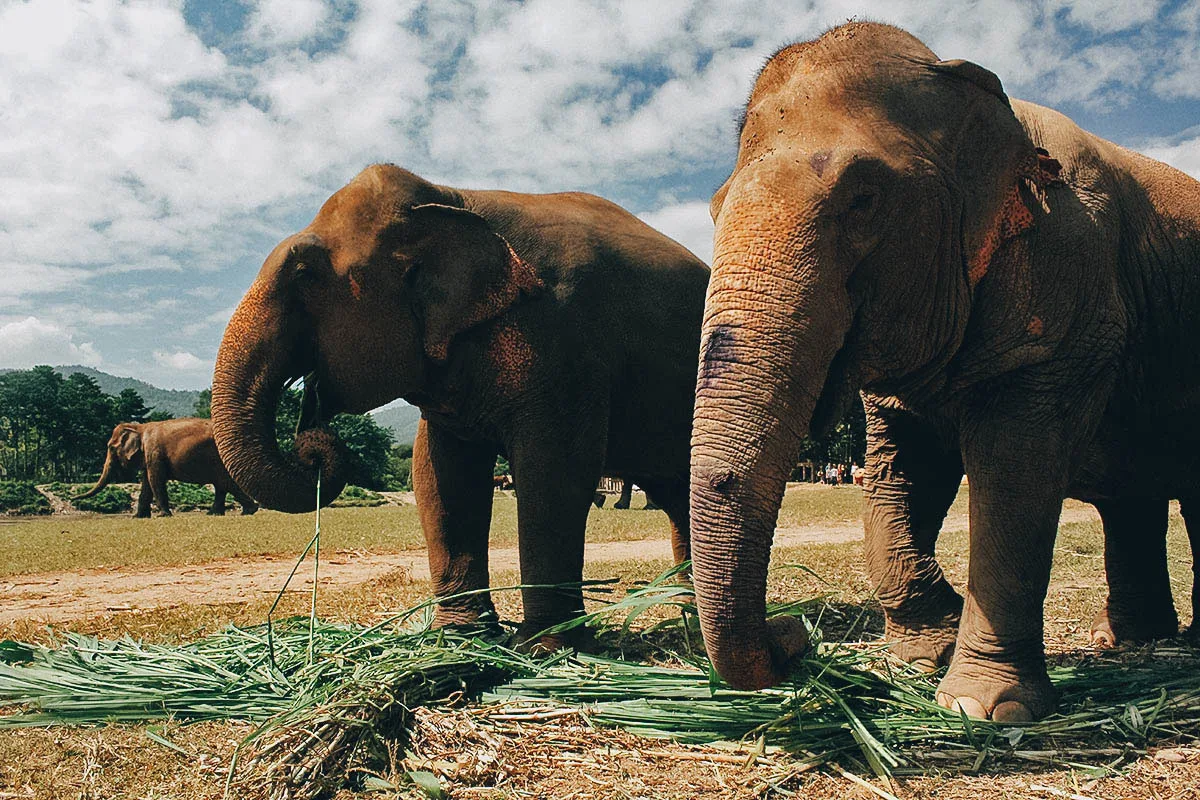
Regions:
[[0, 316, 102, 369], [1142, 132, 1200, 180], [154, 350, 207, 371], [245, 0, 328, 47], [640, 201, 714, 264]]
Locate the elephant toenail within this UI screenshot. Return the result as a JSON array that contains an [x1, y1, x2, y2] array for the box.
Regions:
[[943, 695, 987, 719], [992, 701, 1033, 723], [910, 657, 937, 673]]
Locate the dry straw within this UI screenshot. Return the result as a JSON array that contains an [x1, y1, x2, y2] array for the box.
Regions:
[[3, 562, 1200, 798]]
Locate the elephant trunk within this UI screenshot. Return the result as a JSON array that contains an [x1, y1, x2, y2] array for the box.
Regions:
[[77, 449, 116, 498], [690, 188, 852, 690], [211, 280, 346, 513]]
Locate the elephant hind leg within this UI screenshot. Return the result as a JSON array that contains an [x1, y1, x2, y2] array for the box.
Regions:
[[637, 477, 690, 566], [1091, 496, 1178, 647], [1182, 498, 1200, 644], [209, 486, 227, 516], [230, 483, 259, 515]]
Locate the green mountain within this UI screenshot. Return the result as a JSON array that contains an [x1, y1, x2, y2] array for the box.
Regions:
[[369, 401, 422, 445], [0, 366, 204, 418]]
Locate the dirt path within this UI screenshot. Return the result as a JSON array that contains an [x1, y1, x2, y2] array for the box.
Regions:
[[0, 504, 1102, 625]]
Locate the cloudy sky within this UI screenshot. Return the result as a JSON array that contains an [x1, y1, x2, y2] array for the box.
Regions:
[[2, 0, 1199, 390]]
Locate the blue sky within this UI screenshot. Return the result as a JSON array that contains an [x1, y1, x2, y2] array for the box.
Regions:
[[2, 0, 1199, 391]]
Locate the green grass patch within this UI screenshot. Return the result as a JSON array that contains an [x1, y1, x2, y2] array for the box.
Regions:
[[71, 486, 134, 514], [0, 481, 51, 516], [330, 485, 386, 507], [165, 481, 216, 512]]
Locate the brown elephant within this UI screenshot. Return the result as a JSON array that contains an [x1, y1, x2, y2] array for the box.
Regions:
[[210, 164, 707, 642], [79, 418, 258, 517], [689, 22, 1200, 721]]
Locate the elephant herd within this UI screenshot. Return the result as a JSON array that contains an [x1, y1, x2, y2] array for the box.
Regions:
[[95, 23, 1200, 722]]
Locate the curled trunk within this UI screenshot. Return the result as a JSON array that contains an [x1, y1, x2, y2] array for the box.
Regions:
[[211, 282, 346, 513], [690, 189, 852, 690]]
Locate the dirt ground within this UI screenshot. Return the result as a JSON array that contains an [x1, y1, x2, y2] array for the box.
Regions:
[[3, 490, 1197, 800], [0, 503, 1103, 626]]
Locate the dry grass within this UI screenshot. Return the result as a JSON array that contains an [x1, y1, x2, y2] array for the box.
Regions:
[[1, 486, 1197, 799]]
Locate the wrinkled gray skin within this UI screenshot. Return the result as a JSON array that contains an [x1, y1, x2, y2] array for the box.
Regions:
[[690, 22, 1200, 720]]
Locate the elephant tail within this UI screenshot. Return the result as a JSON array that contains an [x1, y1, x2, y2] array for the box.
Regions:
[[77, 450, 116, 498]]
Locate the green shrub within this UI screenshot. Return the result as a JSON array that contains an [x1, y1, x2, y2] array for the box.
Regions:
[[72, 486, 133, 514], [166, 481, 216, 512], [331, 485, 386, 507], [0, 481, 52, 515]]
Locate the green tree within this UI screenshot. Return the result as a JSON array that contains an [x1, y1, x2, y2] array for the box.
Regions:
[[193, 388, 211, 419], [113, 388, 151, 423], [272, 389, 396, 489]]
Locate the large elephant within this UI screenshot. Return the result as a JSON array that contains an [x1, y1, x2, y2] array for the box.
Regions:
[[211, 165, 707, 642], [689, 22, 1200, 721], [79, 418, 258, 517]]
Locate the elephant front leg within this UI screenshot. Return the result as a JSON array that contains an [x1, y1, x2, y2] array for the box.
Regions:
[[862, 398, 963, 669], [135, 472, 153, 518], [148, 466, 172, 517], [937, 423, 1068, 721], [413, 419, 498, 627], [509, 418, 606, 651], [1090, 497, 1177, 646]]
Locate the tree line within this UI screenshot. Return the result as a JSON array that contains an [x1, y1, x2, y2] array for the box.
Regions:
[[0, 367, 410, 490]]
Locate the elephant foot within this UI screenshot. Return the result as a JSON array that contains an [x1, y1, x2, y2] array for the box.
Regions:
[[883, 591, 962, 670], [1182, 622, 1200, 647], [135, 511, 152, 519], [1090, 602, 1179, 648], [158, 510, 173, 518], [936, 653, 1057, 721], [514, 619, 597, 655], [433, 601, 497, 629], [207, 509, 226, 516], [241, 507, 259, 516]]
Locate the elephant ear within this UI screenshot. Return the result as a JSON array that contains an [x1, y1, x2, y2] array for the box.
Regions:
[[407, 203, 544, 362], [116, 425, 142, 466], [930, 59, 1009, 107]]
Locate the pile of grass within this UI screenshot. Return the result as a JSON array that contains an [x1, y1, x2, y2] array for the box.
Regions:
[[330, 485, 387, 508], [165, 481, 217, 511], [2, 571, 1199, 798], [0, 481, 51, 515], [71, 485, 134, 513]]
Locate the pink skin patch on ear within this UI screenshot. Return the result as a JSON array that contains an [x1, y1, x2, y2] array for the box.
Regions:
[[489, 320, 536, 396], [968, 149, 1065, 287], [1027, 315, 1044, 336], [348, 273, 363, 301]]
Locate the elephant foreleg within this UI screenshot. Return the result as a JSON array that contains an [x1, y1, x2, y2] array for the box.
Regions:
[[135, 472, 153, 518], [508, 410, 607, 650], [413, 419, 497, 627], [936, 415, 1070, 722], [614, 479, 633, 509], [862, 397, 963, 669], [1090, 497, 1177, 646], [638, 477, 691, 566]]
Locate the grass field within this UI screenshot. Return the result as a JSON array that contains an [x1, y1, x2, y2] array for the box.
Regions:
[[1, 484, 1197, 799]]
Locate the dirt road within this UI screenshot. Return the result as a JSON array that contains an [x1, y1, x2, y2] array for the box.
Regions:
[[0, 504, 1102, 625]]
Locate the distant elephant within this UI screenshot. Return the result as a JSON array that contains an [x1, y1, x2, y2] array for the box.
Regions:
[[80, 418, 258, 517], [211, 165, 706, 644], [689, 22, 1200, 721], [1091, 496, 1200, 647]]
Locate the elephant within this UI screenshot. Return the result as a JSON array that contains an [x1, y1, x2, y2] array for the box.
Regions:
[[689, 21, 1200, 721], [79, 418, 258, 517], [210, 164, 707, 644], [1091, 496, 1200, 648]]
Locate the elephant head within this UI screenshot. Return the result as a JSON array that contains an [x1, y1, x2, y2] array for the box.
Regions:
[[212, 165, 542, 513], [690, 23, 1044, 689], [79, 423, 142, 498]]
